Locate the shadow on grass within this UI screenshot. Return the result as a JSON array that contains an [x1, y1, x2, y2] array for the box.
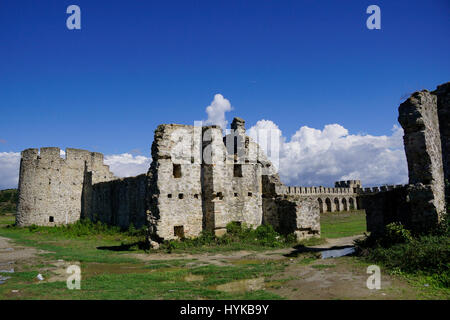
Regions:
[[97, 241, 148, 252]]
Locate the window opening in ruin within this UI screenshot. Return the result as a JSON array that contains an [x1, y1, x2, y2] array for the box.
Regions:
[[248, 192, 252, 196], [178, 193, 184, 199], [194, 194, 199, 199], [174, 226, 184, 238], [216, 192, 224, 200], [49, 216, 54, 222], [233, 164, 243, 177], [173, 164, 182, 178], [234, 193, 238, 197], [168, 194, 172, 198]]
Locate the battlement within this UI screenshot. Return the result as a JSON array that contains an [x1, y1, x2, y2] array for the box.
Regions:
[[274, 185, 356, 195], [21, 147, 112, 172], [360, 184, 407, 194], [17, 147, 116, 227], [334, 180, 362, 188]]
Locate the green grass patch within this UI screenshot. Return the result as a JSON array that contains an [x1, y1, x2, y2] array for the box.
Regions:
[[0, 215, 144, 264], [0, 215, 286, 299], [320, 210, 366, 238], [0, 257, 285, 300]]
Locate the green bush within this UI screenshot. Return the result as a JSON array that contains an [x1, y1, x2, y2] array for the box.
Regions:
[[356, 222, 450, 288], [0, 189, 18, 214], [160, 222, 297, 252], [383, 222, 413, 245]]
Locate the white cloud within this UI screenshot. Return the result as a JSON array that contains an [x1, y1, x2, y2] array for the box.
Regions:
[[248, 121, 408, 187], [0, 152, 21, 190], [204, 94, 233, 130], [104, 153, 151, 178], [0, 121, 409, 190], [0, 152, 151, 190]]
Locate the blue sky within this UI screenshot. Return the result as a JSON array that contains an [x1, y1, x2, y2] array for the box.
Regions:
[[0, 0, 449, 188]]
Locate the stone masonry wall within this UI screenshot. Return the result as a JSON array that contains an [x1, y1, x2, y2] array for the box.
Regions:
[[398, 87, 446, 224], [362, 83, 449, 233], [434, 82, 450, 200], [147, 124, 204, 241], [16, 147, 115, 226], [84, 174, 147, 229]]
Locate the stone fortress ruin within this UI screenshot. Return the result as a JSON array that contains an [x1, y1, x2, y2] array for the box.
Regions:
[[15, 82, 449, 244]]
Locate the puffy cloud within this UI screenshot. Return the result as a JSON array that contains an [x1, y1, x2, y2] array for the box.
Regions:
[[104, 153, 151, 178], [0, 152, 21, 190], [204, 94, 233, 130], [0, 120, 409, 190], [248, 121, 408, 187]]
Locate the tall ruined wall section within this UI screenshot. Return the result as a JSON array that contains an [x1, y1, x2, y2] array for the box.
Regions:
[[146, 120, 265, 241], [222, 118, 264, 233], [361, 82, 449, 233], [147, 124, 204, 241], [434, 82, 450, 200], [16, 147, 115, 226], [398, 87, 446, 226]]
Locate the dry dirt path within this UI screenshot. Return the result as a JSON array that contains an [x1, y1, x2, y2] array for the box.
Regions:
[[0, 236, 41, 267]]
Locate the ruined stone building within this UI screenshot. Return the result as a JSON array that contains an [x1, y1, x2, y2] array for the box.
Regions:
[[361, 82, 449, 233], [16, 82, 449, 241], [15, 117, 361, 242]]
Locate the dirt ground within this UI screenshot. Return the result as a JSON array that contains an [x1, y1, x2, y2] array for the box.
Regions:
[[127, 235, 424, 299], [0, 234, 427, 299], [0, 236, 41, 266]]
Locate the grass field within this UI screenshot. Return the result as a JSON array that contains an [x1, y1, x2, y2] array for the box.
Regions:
[[0, 214, 285, 299], [320, 210, 367, 238], [0, 211, 366, 300], [0, 210, 447, 300]]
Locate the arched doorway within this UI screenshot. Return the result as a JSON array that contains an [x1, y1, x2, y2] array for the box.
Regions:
[[325, 198, 332, 212], [318, 198, 324, 213], [342, 198, 348, 211], [349, 197, 355, 210], [334, 198, 340, 212]]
